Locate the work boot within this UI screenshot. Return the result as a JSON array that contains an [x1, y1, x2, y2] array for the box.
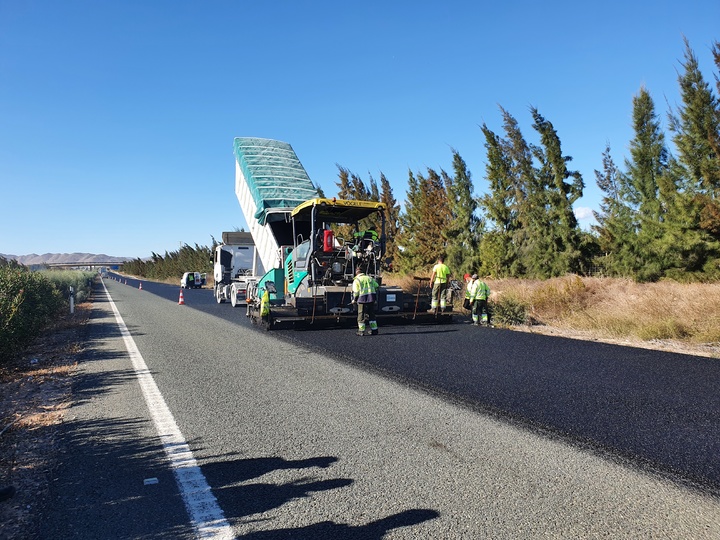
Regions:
[[371, 329, 378, 335], [356, 331, 365, 336]]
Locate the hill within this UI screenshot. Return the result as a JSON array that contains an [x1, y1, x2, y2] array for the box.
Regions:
[[0, 253, 130, 265]]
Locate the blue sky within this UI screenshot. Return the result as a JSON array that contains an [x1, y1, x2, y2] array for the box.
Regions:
[[1, 0, 718, 259]]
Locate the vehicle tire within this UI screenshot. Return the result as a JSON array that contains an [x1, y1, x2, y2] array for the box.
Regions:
[[231, 287, 238, 308], [215, 285, 225, 304]]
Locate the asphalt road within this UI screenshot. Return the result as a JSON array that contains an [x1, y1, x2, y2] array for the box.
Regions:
[[42, 275, 720, 538]]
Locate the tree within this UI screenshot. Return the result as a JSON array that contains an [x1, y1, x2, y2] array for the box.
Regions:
[[444, 150, 479, 275], [668, 38, 720, 246], [379, 173, 401, 270], [396, 168, 451, 272], [477, 123, 518, 277], [530, 107, 585, 276], [396, 170, 423, 272], [592, 144, 638, 276]]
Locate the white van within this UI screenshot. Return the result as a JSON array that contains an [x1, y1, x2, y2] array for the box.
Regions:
[[181, 272, 206, 289]]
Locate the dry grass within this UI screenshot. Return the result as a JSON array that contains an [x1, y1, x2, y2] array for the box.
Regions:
[[485, 276, 720, 355], [384, 273, 720, 357]]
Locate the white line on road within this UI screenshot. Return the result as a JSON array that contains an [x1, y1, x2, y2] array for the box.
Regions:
[[101, 281, 234, 540]]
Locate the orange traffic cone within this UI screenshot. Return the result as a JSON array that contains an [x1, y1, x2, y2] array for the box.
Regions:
[[139, 282, 143, 290], [178, 290, 185, 305]]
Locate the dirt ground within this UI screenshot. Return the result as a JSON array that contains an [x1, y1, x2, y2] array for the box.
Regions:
[[0, 301, 717, 539], [0, 303, 89, 540]]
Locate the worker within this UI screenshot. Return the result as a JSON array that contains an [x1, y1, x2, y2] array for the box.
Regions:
[[354, 225, 379, 242], [468, 273, 492, 326], [353, 225, 379, 253], [351, 266, 379, 336], [429, 256, 451, 313], [260, 289, 270, 321], [462, 273, 472, 310]]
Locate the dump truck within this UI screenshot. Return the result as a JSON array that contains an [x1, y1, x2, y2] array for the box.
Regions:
[[212, 231, 262, 306], [230, 137, 452, 328]]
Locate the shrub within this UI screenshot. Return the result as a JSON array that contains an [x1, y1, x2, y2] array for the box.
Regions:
[[0, 267, 65, 362], [491, 296, 529, 326]]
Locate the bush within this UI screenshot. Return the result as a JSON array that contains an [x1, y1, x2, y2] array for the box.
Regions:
[[0, 268, 94, 363], [491, 296, 529, 326], [38, 270, 95, 304], [0, 268, 64, 361]]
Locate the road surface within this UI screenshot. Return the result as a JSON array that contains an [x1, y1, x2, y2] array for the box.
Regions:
[[42, 276, 720, 538]]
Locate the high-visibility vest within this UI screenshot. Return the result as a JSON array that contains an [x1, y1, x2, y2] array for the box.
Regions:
[[433, 263, 450, 283], [352, 273, 378, 303], [469, 280, 490, 301], [260, 289, 270, 316]]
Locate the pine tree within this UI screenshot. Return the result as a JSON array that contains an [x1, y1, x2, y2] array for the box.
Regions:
[[379, 173, 401, 270], [396, 170, 423, 272], [660, 38, 720, 278], [335, 166, 353, 200], [500, 108, 538, 277], [668, 38, 720, 247], [530, 107, 585, 276], [396, 168, 451, 272], [444, 150, 479, 275], [417, 168, 452, 269], [669, 38, 720, 197], [592, 144, 639, 276], [478, 123, 518, 277], [625, 86, 677, 280]]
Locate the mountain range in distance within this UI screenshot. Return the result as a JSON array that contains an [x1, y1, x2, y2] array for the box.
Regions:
[[0, 253, 132, 265]]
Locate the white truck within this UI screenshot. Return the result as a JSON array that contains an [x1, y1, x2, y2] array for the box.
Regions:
[[214, 138, 320, 307], [213, 231, 263, 306], [233, 137, 320, 273]]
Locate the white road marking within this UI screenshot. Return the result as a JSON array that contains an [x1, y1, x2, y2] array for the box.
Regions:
[[102, 281, 234, 539]]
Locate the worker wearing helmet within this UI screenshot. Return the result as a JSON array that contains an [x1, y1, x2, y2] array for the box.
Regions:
[[351, 267, 379, 336], [429, 256, 451, 314]]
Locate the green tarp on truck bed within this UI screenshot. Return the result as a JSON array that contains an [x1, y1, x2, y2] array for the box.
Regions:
[[233, 137, 319, 225]]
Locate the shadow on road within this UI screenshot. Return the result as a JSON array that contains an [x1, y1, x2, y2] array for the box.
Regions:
[[237, 508, 441, 539]]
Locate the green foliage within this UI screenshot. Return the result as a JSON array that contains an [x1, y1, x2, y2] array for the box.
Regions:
[[490, 296, 528, 326], [396, 168, 453, 273], [40, 270, 96, 304], [444, 150, 480, 276], [379, 173, 401, 270], [0, 266, 65, 362]]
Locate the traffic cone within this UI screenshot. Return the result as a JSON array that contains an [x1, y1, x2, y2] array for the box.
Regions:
[[178, 289, 185, 305], [139, 282, 143, 290]]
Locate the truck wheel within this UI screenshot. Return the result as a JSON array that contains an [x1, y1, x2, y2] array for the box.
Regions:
[[215, 286, 225, 304], [231, 288, 238, 308]]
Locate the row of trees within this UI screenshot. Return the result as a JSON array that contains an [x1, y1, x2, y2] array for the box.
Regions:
[[334, 38, 720, 282], [121, 243, 212, 281]]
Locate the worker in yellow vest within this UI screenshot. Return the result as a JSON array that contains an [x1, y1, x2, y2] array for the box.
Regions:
[[351, 267, 379, 336], [260, 289, 270, 321], [429, 256, 451, 314], [468, 274, 492, 327]]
